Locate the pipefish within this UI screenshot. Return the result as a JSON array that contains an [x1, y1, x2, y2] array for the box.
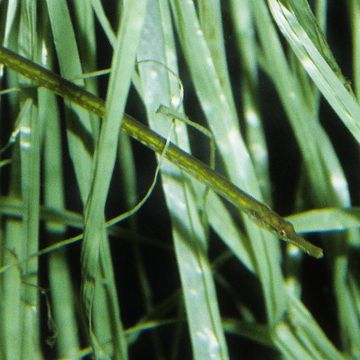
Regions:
[[0, 45, 323, 258]]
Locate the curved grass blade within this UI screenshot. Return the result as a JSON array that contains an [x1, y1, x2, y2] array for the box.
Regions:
[[268, 0, 360, 144]]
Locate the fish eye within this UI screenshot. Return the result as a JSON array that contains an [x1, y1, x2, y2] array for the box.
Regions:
[[278, 229, 287, 238]]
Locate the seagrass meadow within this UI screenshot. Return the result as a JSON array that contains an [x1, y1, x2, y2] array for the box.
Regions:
[[0, 1, 359, 359]]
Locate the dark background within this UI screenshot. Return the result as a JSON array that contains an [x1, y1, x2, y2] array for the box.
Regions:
[[1, 1, 357, 359]]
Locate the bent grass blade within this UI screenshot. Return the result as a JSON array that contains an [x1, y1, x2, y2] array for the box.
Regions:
[[0, 45, 323, 258]]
